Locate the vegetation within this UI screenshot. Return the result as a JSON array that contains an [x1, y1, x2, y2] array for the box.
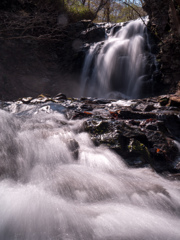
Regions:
[[0, 0, 146, 23]]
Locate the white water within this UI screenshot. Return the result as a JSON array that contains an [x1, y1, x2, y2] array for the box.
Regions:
[[81, 18, 154, 99], [0, 103, 180, 239]]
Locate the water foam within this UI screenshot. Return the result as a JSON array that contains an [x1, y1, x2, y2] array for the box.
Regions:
[[81, 18, 155, 99], [0, 105, 180, 239]]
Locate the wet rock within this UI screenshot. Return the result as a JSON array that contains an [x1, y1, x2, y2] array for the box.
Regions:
[[84, 120, 110, 135], [53, 93, 67, 101], [152, 70, 162, 82], [143, 0, 180, 94], [67, 139, 79, 160], [112, 26, 121, 35], [133, 103, 155, 112], [146, 123, 158, 131], [159, 96, 169, 106], [3, 94, 180, 174], [81, 96, 180, 173], [30, 96, 50, 104], [72, 111, 93, 120], [118, 110, 157, 120], [92, 98, 112, 104], [80, 20, 94, 28], [81, 27, 106, 43], [164, 114, 180, 139], [81, 104, 93, 111], [169, 96, 180, 107], [127, 138, 151, 167], [21, 97, 33, 104]]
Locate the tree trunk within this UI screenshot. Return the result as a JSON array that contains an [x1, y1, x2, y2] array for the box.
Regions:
[[88, 0, 90, 9], [106, 0, 110, 22], [169, 0, 180, 35]]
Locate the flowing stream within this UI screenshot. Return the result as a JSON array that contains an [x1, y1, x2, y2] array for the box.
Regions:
[[81, 18, 156, 99], [0, 103, 180, 240]]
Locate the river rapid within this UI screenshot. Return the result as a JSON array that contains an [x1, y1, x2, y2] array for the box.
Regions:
[[0, 102, 180, 240]]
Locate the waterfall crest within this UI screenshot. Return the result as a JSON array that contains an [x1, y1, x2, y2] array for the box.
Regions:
[[81, 18, 155, 99]]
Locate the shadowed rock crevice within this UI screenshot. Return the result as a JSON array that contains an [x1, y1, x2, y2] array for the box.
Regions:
[[143, 0, 180, 94]]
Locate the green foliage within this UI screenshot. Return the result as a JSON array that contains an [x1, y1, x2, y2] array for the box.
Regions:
[[31, 0, 94, 21], [66, 1, 94, 21], [95, 0, 146, 23], [116, 3, 146, 22], [128, 139, 151, 162], [0, 0, 146, 23]]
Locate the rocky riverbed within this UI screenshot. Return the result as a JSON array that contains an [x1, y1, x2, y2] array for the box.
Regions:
[[2, 93, 180, 177]]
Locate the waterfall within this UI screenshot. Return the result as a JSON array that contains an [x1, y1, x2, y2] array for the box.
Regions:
[[81, 18, 156, 99], [0, 102, 180, 240]]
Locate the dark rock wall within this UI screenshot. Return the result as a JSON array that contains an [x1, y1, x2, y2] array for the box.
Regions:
[[0, 9, 106, 101], [144, 0, 169, 37], [143, 0, 180, 93], [1, 1, 180, 100], [0, 17, 89, 100]]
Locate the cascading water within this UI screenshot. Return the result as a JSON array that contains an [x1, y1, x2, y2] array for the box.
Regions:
[[81, 18, 156, 99], [0, 102, 180, 240]]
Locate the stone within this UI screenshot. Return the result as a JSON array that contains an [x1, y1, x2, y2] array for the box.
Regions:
[[53, 93, 67, 100], [21, 97, 33, 104], [133, 103, 155, 112], [2, 90, 180, 174], [67, 139, 80, 160], [143, 0, 180, 95], [118, 110, 157, 120], [159, 96, 169, 106], [169, 96, 180, 107], [81, 27, 106, 43], [127, 138, 151, 166]]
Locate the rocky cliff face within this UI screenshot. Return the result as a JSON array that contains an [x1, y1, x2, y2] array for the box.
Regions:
[[0, 9, 89, 100], [143, 0, 180, 93], [0, 1, 180, 100], [0, 7, 106, 100]]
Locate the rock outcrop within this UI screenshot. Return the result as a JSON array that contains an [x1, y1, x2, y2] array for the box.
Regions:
[[4, 93, 180, 176], [0, 11, 92, 100], [143, 0, 180, 94], [0, 6, 108, 101], [0, 0, 180, 100]]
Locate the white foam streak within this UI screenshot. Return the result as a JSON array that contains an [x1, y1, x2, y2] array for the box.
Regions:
[[81, 19, 151, 98], [0, 107, 180, 239]]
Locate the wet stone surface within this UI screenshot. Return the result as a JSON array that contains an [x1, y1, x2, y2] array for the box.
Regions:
[[2, 93, 180, 175]]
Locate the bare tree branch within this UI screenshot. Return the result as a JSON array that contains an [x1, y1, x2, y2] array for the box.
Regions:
[[123, 2, 147, 27], [92, 0, 109, 20], [123, 1, 164, 43]]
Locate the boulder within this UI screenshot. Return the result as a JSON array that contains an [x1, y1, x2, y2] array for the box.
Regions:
[[81, 27, 106, 43]]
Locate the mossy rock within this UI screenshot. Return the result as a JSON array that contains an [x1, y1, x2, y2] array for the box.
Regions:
[[84, 120, 110, 135], [128, 138, 151, 163], [159, 97, 169, 106]]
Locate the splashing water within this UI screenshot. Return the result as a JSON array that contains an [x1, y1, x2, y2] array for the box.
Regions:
[[81, 18, 156, 99], [0, 102, 180, 239]]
